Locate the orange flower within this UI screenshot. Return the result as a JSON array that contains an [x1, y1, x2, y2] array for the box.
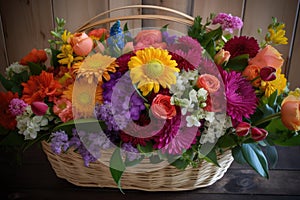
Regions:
[[151, 94, 176, 119], [196, 74, 220, 93], [88, 28, 109, 40], [281, 88, 300, 131], [70, 32, 94, 56], [22, 71, 62, 104], [0, 91, 18, 130], [249, 45, 283, 70], [20, 48, 47, 65], [242, 64, 261, 87]]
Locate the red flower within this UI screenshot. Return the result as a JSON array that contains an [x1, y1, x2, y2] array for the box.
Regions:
[[224, 36, 259, 58], [88, 28, 109, 40], [22, 71, 62, 104], [235, 122, 251, 136], [0, 91, 18, 130], [151, 94, 176, 119], [251, 127, 268, 141], [20, 48, 47, 65]]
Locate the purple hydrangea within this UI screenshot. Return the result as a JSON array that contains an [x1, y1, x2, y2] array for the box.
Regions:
[[212, 13, 243, 33], [9, 98, 28, 116], [162, 31, 177, 45]]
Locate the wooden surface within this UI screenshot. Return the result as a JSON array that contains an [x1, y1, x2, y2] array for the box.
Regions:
[[0, 144, 300, 200]]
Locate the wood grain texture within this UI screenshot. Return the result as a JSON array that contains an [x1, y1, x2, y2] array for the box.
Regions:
[[0, 0, 53, 63], [288, 9, 300, 90], [242, 0, 298, 73], [52, 0, 109, 32], [142, 0, 193, 34], [108, 0, 142, 35], [0, 14, 7, 92]]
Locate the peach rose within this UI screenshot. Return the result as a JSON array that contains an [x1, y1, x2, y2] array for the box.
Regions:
[[249, 45, 284, 70], [281, 88, 300, 131], [242, 64, 261, 87], [151, 94, 176, 119], [214, 49, 230, 65], [70, 32, 93, 56], [20, 48, 47, 65], [196, 74, 220, 94], [134, 30, 166, 49]]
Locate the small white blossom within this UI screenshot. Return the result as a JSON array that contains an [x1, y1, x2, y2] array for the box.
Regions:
[[186, 115, 201, 127], [5, 62, 29, 79], [189, 89, 198, 103]]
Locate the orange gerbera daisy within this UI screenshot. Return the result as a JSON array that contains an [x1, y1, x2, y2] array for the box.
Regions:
[[0, 91, 18, 130], [63, 79, 103, 118], [22, 71, 62, 104]]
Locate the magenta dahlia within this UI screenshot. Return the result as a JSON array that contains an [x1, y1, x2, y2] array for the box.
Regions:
[[153, 108, 199, 155], [221, 69, 258, 123], [224, 36, 259, 58]]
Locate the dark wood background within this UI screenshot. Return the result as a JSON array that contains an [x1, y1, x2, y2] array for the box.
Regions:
[[1, 144, 300, 200]]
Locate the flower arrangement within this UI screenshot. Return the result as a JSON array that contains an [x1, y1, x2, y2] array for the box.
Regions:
[[1, 12, 300, 190]]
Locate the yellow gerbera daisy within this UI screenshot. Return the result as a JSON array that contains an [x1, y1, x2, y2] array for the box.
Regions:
[[261, 69, 287, 97], [63, 79, 103, 118], [76, 53, 118, 84], [128, 47, 179, 96]]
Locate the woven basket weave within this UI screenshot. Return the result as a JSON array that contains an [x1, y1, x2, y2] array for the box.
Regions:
[[42, 5, 234, 191]]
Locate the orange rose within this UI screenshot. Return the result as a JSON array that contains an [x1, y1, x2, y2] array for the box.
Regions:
[[151, 94, 176, 119], [20, 48, 47, 65], [88, 28, 109, 40], [196, 74, 220, 93], [242, 64, 261, 87], [281, 88, 300, 131], [249, 45, 283, 70], [134, 30, 166, 49], [70, 32, 93, 56]]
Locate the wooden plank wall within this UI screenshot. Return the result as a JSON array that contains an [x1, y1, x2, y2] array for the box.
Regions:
[[0, 0, 299, 90]]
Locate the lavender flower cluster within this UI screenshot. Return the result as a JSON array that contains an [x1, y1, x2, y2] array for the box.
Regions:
[[50, 129, 112, 166], [212, 13, 243, 33]]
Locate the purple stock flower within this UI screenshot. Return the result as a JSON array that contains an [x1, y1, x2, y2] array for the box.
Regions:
[[212, 13, 243, 33], [9, 98, 28, 116], [162, 31, 177, 45], [122, 142, 141, 161], [50, 131, 69, 154]]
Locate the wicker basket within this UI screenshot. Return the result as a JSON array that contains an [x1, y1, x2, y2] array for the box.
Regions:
[[42, 5, 234, 191]]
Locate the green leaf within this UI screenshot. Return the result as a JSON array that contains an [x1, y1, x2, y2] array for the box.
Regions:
[[123, 23, 129, 32], [264, 145, 278, 169], [124, 155, 144, 167], [53, 118, 107, 135], [226, 54, 249, 71], [203, 149, 220, 167], [171, 157, 190, 170], [109, 148, 126, 193], [241, 143, 269, 178], [28, 62, 44, 75], [232, 146, 247, 164], [137, 142, 153, 155], [274, 134, 300, 146], [149, 154, 163, 164], [267, 90, 278, 107], [0, 73, 14, 91], [50, 48, 61, 68], [217, 134, 237, 148], [201, 26, 222, 47]]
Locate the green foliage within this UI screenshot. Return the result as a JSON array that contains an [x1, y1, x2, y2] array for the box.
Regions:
[[48, 17, 66, 49], [109, 148, 125, 193], [225, 54, 249, 71]]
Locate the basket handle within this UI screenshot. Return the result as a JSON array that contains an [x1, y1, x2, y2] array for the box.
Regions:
[[75, 5, 195, 32]]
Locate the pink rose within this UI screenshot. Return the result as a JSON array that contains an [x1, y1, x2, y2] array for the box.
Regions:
[[70, 32, 93, 56], [53, 98, 73, 122], [134, 30, 166, 50], [151, 94, 176, 119]]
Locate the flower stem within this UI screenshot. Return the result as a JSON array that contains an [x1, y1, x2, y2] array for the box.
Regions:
[[253, 112, 281, 127]]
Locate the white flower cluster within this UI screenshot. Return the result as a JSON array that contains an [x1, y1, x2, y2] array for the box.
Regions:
[[170, 70, 215, 128], [5, 62, 29, 79], [200, 114, 232, 144], [16, 106, 51, 140]]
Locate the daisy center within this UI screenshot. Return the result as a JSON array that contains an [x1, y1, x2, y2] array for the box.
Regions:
[[145, 60, 165, 78], [77, 92, 91, 105]]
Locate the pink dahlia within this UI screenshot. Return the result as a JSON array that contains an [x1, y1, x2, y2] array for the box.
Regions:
[[168, 36, 202, 70], [221, 69, 258, 123], [224, 36, 259, 58], [153, 107, 199, 155]]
